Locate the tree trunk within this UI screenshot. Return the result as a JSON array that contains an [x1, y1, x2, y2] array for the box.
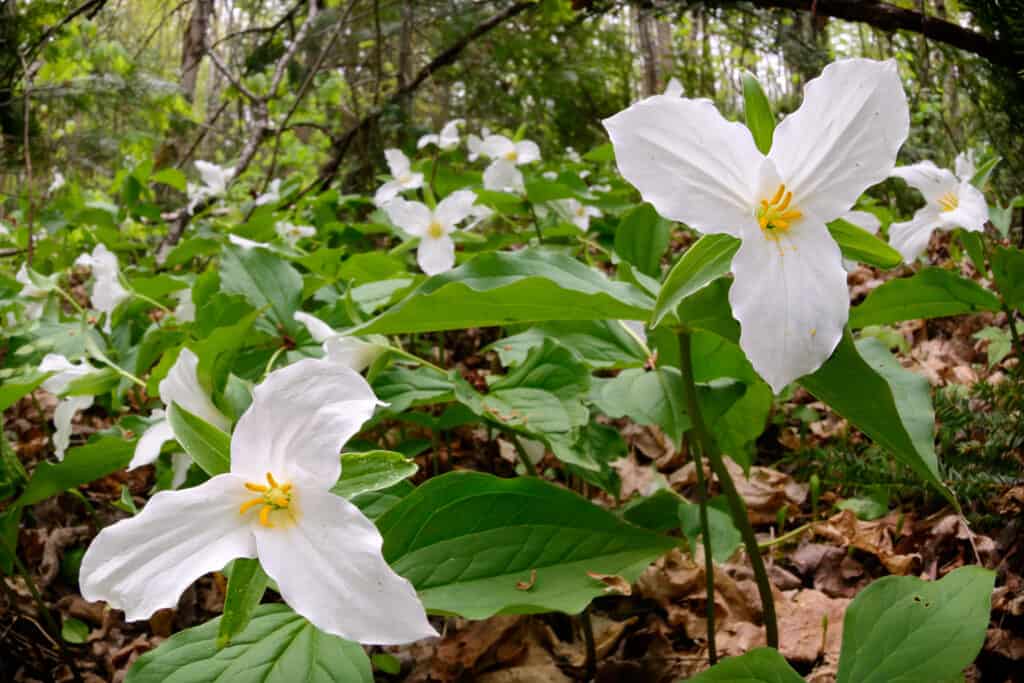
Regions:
[[181, 0, 213, 104], [636, 8, 659, 96]]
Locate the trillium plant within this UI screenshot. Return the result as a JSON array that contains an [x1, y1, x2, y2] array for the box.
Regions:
[[2, 50, 1011, 683]]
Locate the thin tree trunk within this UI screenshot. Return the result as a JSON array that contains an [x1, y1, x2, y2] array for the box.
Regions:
[[181, 0, 214, 104], [636, 8, 659, 96]]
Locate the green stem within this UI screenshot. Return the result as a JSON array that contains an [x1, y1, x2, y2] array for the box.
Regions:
[[262, 346, 287, 379], [677, 328, 779, 649], [689, 436, 718, 664], [54, 285, 86, 316], [1002, 303, 1024, 376], [130, 289, 171, 313], [384, 345, 446, 375], [510, 433, 540, 477], [527, 204, 544, 244], [759, 521, 813, 550]]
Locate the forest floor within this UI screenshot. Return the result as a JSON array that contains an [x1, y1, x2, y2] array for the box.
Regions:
[[2, 233, 1023, 682]]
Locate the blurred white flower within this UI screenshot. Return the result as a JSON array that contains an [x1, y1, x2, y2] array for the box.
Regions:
[[483, 160, 524, 193], [16, 263, 48, 319], [48, 171, 66, 194], [172, 288, 195, 322], [542, 171, 558, 181], [417, 119, 464, 150], [275, 221, 316, 246], [466, 126, 491, 162], [566, 147, 582, 163], [39, 354, 97, 460], [664, 77, 684, 97], [373, 149, 424, 206], [254, 179, 282, 206], [293, 312, 386, 372], [480, 135, 541, 165], [553, 198, 602, 232], [383, 190, 478, 275], [188, 161, 234, 213], [955, 150, 976, 181], [228, 234, 269, 251], [75, 244, 129, 331]]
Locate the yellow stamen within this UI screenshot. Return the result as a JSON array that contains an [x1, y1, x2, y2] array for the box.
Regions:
[[504, 150, 518, 162], [756, 183, 803, 241], [239, 497, 264, 515], [239, 471, 294, 528], [266, 472, 280, 488], [937, 191, 959, 212], [245, 482, 268, 493], [427, 221, 444, 239], [259, 505, 273, 528]]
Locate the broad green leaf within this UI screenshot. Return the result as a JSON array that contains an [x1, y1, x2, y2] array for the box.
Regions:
[[679, 496, 742, 564], [614, 203, 672, 278], [670, 278, 741, 342], [167, 403, 231, 476], [331, 451, 418, 499], [837, 566, 995, 683], [689, 647, 804, 682], [973, 325, 1017, 367], [525, 178, 576, 204], [16, 436, 134, 508], [590, 368, 689, 446], [372, 366, 455, 415], [220, 244, 302, 336], [956, 229, 986, 274], [850, 267, 1001, 328], [150, 168, 188, 192], [742, 72, 775, 154], [379, 471, 676, 618], [654, 234, 739, 328], [992, 245, 1024, 310], [352, 480, 414, 521], [350, 250, 654, 335], [193, 309, 261, 395], [490, 320, 647, 370], [0, 369, 49, 412], [126, 604, 372, 683], [217, 559, 268, 649], [621, 487, 683, 533], [61, 366, 120, 397], [801, 334, 951, 503], [62, 617, 90, 644], [970, 155, 1000, 188], [828, 218, 903, 269]]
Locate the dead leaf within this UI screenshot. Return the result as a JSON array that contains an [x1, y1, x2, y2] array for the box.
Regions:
[[586, 572, 632, 596], [516, 570, 538, 591]]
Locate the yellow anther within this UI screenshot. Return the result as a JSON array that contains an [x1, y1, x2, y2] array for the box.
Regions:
[[756, 183, 803, 241], [504, 150, 518, 162], [239, 497, 264, 515], [777, 191, 793, 212], [427, 221, 444, 239], [239, 471, 294, 527], [937, 191, 959, 212], [266, 472, 280, 488], [259, 505, 273, 528], [245, 482, 268, 493], [768, 184, 786, 205]]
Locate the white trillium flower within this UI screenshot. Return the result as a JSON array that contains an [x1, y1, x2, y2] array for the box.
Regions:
[[75, 244, 129, 331], [172, 288, 195, 322], [465, 203, 494, 230], [48, 171, 66, 194], [39, 354, 97, 460], [188, 161, 234, 213], [293, 312, 386, 372], [839, 210, 882, 271], [0, 221, 9, 236], [552, 198, 602, 232], [129, 348, 231, 471], [275, 221, 316, 246], [254, 179, 282, 206], [603, 58, 909, 393], [483, 160, 525, 193], [80, 358, 436, 645], [664, 77, 684, 97], [466, 127, 491, 162], [228, 234, 270, 251], [417, 119, 464, 150], [479, 135, 541, 165], [16, 263, 48, 319], [888, 158, 988, 263], [542, 171, 558, 181], [373, 149, 424, 206], [383, 190, 478, 275]]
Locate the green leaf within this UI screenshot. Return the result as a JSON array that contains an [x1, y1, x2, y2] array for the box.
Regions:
[[16, 436, 134, 508], [679, 496, 742, 564], [992, 245, 1024, 310], [525, 179, 576, 204], [850, 267, 1001, 328], [126, 604, 372, 683], [0, 369, 49, 412], [220, 244, 303, 336], [689, 647, 804, 682], [654, 234, 739, 328], [372, 366, 455, 415], [837, 566, 995, 683], [331, 451, 418, 499], [150, 168, 188, 192], [62, 617, 90, 644], [973, 325, 1016, 367], [350, 250, 654, 335], [167, 403, 231, 476], [61, 366, 120, 397], [217, 559, 268, 649], [956, 229, 986, 274], [621, 487, 682, 533], [379, 471, 675, 618], [193, 309, 261, 396], [590, 368, 689, 446], [801, 334, 951, 503], [828, 218, 903, 269], [614, 203, 672, 278], [490, 320, 647, 370], [970, 155, 1000, 189], [742, 72, 775, 155]]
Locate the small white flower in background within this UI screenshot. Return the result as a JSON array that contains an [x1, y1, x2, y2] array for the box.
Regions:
[[888, 154, 989, 262], [129, 348, 231, 472], [228, 234, 270, 251], [465, 203, 493, 230], [552, 198, 602, 232], [16, 263, 48, 319], [0, 221, 8, 236], [542, 171, 558, 181], [293, 312, 386, 372], [275, 221, 316, 247], [80, 358, 436, 645], [566, 147, 582, 163], [172, 288, 195, 322], [664, 77, 684, 97], [39, 354, 97, 460], [589, 183, 612, 194], [373, 149, 424, 206], [384, 190, 479, 275], [839, 210, 882, 271], [483, 160, 525, 193], [417, 119, 464, 150], [466, 126, 491, 162], [48, 171, 66, 194], [254, 179, 282, 206], [188, 161, 234, 213], [75, 244, 129, 331], [955, 150, 977, 181], [480, 135, 541, 166], [604, 58, 909, 393]]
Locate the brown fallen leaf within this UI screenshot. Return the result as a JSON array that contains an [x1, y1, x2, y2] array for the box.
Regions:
[[586, 572, 632, 596]]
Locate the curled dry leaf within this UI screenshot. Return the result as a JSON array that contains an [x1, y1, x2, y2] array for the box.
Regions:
[[586, 571, 632, 596]]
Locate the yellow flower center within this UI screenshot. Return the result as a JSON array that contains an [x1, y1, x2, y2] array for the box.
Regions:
[[504, 150, 518, 162], [756, 184, 803, 240], [239, 472, 294, 528], [937, 191, 959, 212], [427, 221, 444, 239], [575, 206, 586, 217]]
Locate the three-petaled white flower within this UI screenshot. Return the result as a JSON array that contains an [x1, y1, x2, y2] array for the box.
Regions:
[[604, 58, 909, 393], [16, 264, 49, 319], [275, 221, 316, 246], [553, 198, 602, 232], [480, 135, 541, 194], [129, 348, 231, 471], [417, 119, 464, 150], [75, 244, 129, 331], [254, 179, 282, 206], [383, 190, 479, 275], [80, 358, 436, 645], [888, 151, 988, 262], [294, 312, 386, 371], [373, 149, 424, 206], [39, 354, 97, 460], [466, 126, 490, 162], [188, 161, 234, 213]]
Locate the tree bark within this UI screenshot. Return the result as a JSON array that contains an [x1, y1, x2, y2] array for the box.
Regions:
[[636, 7, 660, 96], [181, 0, 214, 104]]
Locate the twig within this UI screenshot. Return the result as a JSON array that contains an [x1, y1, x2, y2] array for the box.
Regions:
[[580, 606, 597, 681]]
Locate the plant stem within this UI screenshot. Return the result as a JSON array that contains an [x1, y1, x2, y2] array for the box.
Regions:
[[580, 606, 597, 681], [1002, 303, 1024, 376], [689, 435, 718, 664], [510, 433, 539, 477], [677, 329, 778, 648]]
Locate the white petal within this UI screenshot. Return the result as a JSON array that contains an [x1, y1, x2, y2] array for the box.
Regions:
[[439, 119, 463, 149], [53, 395, 93, 460], [480, 135, 515, 160], [159, 348, 230, 432], [129, 418, 175, 469], [294, 311, 337, 344], [253, 488, 436, 645], [515, 140, 541, 165], [891, 161, 959, 204], [955, 151, 976, 181], [483, 160, 524, 193], [170, 452, 192, 489], [173, 289, 195, 322], [434, 190, 477, 229], [384, 149, 411, 178], [400, 172, 424, 191], [195, 160, 232, 194], [467, 134, 483, 161], [937, 182, 988, 233], [79, 474, 256, 621], [417, 236, 456, 276], [40, 354, 95, 394], [228, 234, 268, 251], [373, 179, 405, 206], [664, 77, 684, 97], [323, 336, 385, 372], [770, 58, 909, 222], [729, 215, 849, 393], [889, 207, 942, 262], [603, 95, 763, 236], [384, 198, 432, 236], [417, 134, 439, 150], [840, 210, 881, 235], [229, 358, 381, 488]]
